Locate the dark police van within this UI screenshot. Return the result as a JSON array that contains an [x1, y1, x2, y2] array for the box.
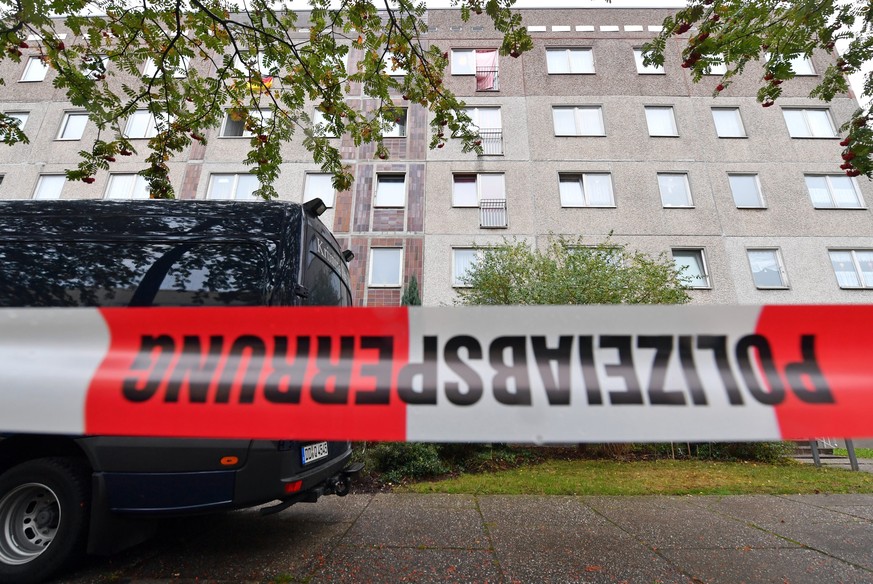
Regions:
[[0, 199, 360, 584]]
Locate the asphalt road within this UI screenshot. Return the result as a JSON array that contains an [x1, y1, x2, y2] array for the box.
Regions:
[[52, 492, 873, 583]]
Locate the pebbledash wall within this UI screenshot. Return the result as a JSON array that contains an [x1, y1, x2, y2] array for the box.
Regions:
[[1, 7, 872, 307]]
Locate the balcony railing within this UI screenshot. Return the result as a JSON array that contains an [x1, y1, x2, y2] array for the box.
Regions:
[[479, 198, 507, 228], [475, 66, 499, 91], [476, 128, 503, 155]]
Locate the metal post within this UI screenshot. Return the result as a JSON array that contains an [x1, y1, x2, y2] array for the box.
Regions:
[[846, 439, 860, 471], [810, 440, 821, 468]]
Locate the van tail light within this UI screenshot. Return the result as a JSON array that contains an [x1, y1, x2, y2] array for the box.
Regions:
[[284, 480, 303, 494]]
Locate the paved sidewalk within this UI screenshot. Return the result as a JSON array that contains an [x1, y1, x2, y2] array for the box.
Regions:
[[56, 493, 873, 583]]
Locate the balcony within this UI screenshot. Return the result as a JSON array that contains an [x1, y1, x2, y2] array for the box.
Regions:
[[479, 199, 507, 228], [475, 67, 499, 92], [476, 128, 503, 155]]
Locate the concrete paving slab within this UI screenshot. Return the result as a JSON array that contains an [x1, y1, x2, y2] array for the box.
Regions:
[[309, 546, 501, 583], [277, 492, 374, 523], [584, 495, 798, 549], [345, 493, 490, 549], [660, 547, 873, 584], [697, 494, 867, 527]]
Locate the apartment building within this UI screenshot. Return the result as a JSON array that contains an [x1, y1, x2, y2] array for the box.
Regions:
[[1, 7, 871, 307]]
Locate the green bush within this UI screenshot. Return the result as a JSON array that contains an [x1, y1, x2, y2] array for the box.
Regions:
[[367, 443, 448, 484]]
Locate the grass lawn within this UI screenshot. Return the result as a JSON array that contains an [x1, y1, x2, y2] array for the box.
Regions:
[[834, 447, 873, 458], [402, 459, 873, 496]]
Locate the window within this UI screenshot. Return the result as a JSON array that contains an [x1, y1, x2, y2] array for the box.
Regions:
[[704, 60, 727, 75], [782, 109, 835, 138], [383, 52, 407, 76], [32, 175, 65, 200], [452, 173, 505, 207], [21, 57, 49, 82], [634, 49, 664, 74], [369, 248, 402, 287], [221, 109, 271, 137], [658, 173, 692, 207], [672, 249, 710, 288], [463, 106, 502, 154], [82, 54, 108, 80], [711, 107, 746, 137], [5, 112, 28, 130], [104, 174, 149, 199], [125, 110, 162, 139], [546, 48, 594, 74], [804, 175, 863, 209], [142, 56, 190, 78], [830, 250, 873, 289], [312, 110, 336, 138], [451, 49, 477, 75], [728, 174, 765, 208], [552, 106, 604, 136], [385, 109, 407, 138], [452, 248, 481, 287], [235, 52, 278, 76], [790, 55, 815, 75], [558, 173, 614, 207], [304, 173, 334, 207], [375, 175, 406, 207], [451, 49, 499, 91], [644, 106, 677, 136], [207, 173, 259, 200], [747, 249, 788, 289], [57, 112, 88, 140]]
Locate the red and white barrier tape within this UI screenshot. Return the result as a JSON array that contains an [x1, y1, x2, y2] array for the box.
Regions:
[[1, 306, 870, 442]]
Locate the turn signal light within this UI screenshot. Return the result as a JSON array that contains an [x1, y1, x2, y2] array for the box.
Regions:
[[220, 456, 239, 466], [284, 480, 303, 494]]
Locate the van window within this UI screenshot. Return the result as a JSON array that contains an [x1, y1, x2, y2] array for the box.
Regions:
[[0, 241, 268, 307], [303, 236, 352, 307]]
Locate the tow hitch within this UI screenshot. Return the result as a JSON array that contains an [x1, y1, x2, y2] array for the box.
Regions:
[[260, 462, 365, 516]]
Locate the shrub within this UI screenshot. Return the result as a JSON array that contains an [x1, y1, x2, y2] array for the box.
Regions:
[[367, 443, 448, 484]]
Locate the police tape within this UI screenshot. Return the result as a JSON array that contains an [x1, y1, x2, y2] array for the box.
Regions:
[[1, 305, 871, 442]]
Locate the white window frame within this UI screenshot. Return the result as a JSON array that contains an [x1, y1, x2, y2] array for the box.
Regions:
[[452, 173, 506, 207], [644, 106, 678, 137], [142, 56, 190, 79], [303, 173, 335, 207], [634, 49, 664, 74], [790, 55, 816, 76], [711, 107, 747, 138], [56, 112, 88, 140], [207, 173, 260, 200], [452, 248, 482, 287], [463, 106, 502, 131], [368, 248, 403, 288], [829, 249, 873, 289], [21, 56, 49, 82], [124, 110, 163, 139], [5, 112, 28, 130], [672, 248, 711, 289], [558, 173, 615, 208], [804, 174, 864, 209], [383, 52, 407, 76], [384, 109, 408, 138], [552, 106, 605, 136], [220, 108, 272, 138], [32, 175, 66, 200], [374, 174, 406, 207], [312, 110, 336, 138], [234, 51, 278, 76], [451, 49, 477, 75], [704, 59, 727, 75], [657, 173, 693, 207], [782, 108, 836, 138], [546, 47, 595, 74], [728, 173, 765, 208], [104, 173, 150, 200], [746, 248, 788, 289]]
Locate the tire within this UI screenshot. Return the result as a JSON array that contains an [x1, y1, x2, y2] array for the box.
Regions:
[[0, 458, 90, 584]]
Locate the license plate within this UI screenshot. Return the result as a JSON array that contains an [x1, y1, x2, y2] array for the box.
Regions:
[[302, 442, 329, 465]]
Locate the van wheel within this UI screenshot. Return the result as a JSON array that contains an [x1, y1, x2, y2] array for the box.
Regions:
[[0, 458, 90, 584]]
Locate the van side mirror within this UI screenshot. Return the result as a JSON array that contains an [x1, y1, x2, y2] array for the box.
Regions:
[[303, 198, 327, 217], [342, 250, 355, 263]]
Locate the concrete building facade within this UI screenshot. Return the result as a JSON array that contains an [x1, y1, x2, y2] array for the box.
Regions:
[[1, 7, 872, 308]]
